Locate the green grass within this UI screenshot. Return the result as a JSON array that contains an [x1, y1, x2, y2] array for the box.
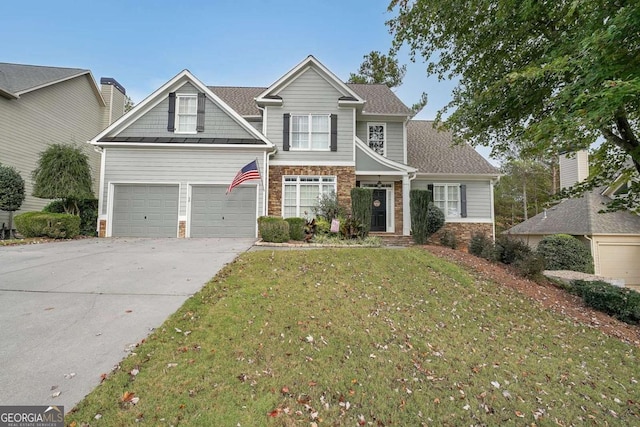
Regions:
[[66, 248, 639, 426]]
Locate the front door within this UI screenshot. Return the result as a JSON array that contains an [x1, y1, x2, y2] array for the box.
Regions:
[[371, 189, 386, 232]]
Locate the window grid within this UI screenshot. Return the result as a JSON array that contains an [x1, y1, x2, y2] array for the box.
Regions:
[[291, 114, 330, 150], [368, 123, 385, 156], [433, 184, 460, 218], [176, 95, 197, 133], [283, 176, 337, 218]]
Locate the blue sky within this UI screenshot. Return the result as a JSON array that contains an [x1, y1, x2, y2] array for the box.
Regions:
[[3, 0, 494, 160]]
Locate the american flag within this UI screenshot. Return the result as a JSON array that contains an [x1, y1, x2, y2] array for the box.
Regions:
[[226, 160, 261, 194]]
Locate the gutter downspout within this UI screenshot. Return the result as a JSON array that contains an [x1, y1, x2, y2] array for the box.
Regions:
[[583, 234, 596, 275]]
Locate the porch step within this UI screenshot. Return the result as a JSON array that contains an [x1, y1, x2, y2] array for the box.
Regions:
[[370, 233, 414, 247]]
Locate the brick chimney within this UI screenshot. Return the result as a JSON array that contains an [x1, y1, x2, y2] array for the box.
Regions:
[[559, 150, 589, 190], [100, 77, 126, 128]]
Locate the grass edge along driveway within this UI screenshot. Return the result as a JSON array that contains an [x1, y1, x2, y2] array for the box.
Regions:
[[66, 248, 639, 426]]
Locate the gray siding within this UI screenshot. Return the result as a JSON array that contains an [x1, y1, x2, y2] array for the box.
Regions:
[[0, 74, 104, 225], [412, 179, 493, 219], [265, 68, 354, 163], [117, 83, 254, 139], [355, 145, 398, 172], [102, 148, 265, 217], [356, 120, 404, 163]]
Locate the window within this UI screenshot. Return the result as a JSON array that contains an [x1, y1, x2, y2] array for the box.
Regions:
[[176, 95, 197, 133], [291, 114, 330, 150], [368, 123, 386, 156], [283, 176, 336, 218], [433, 184, 460, 217]]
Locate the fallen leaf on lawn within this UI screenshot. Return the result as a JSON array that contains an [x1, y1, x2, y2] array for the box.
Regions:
[[281, 386, 289, 394], [515, 410, 524, 418], [175, 328, 182, 333], [69, 422, 77, 427], [308, 381, 317, 387], [100, 373, 108, 382], [122, 391, 136, 402], [357, 414, 366, 426], [491, 381, 500, 389], [268, 408, 281, 417], [94, 414, 102, 420], [167, 363, 178, 368], [130, 368, 139, 376]]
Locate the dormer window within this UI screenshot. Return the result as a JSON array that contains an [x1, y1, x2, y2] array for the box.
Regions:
[[176, 94, 198, 133], [368, 123, 386, 156]]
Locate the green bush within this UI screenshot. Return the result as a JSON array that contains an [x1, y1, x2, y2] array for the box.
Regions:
[[410, 189, 431, 244], [312, 191, 346, 221], [314, 217, 331, 235], [285, 217, 305, 241], [426, 204, 445, 237], [14, 212, 80, 239], [537, 234, 594, 273], [351, 187, 373, 237], [439, 229, 458, 249], [258, 216, 290, 243], [340, 215, 366, 239], [469, 232, 496, 261], [514, 252, 546, 279], [495, 235, 532, 265], [44, 198, 98, 236], [571, 280, 640, 324]]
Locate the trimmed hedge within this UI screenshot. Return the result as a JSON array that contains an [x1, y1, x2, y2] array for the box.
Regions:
[[495, 235, 531, 265], [469, 232, 496, 261], [43, 198, 98, 236], [537, 234, 594, 273], [570, 280, 640, 324], [426, 204, 445, 237], [285, 217, 306, 241], [258, 216, 290, 243], [410, 189, 431, 244], [351, 187, 373, 237], [14, 212, 80, 239]]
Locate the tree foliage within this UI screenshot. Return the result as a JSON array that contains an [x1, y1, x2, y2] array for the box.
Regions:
[[349, 50, 427, 116], [388, 0, 640, 210], [32, 144, 94, 215], [0, 163, 26, 238]]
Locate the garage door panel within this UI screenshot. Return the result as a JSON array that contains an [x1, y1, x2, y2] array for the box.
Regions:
[[112, 184, 179, 237], [190, 185, 256, 238], [599, 244, 640, 285]]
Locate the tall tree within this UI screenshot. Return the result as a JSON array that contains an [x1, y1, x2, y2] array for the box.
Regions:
[[0, 164, 25, 238], [349, 50, 428, 116], [388, 0, 640, 210], [32, 144, 94, 215]]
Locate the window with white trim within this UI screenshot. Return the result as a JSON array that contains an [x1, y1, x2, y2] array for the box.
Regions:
[[433, 184, 460, 218], [283, 176, 337, 218], [367, 123, 386, 156], [176, 94, 197, 133], [291, 114, 330, 150]]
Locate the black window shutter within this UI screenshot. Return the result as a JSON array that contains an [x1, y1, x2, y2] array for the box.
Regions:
[[283, 113, 290, 151], [427, 184, 434, 202], [167, 92, 176, 132], [196, 92, 205, 132], [460, 184, 467, 218], [330, 114, 338, 152]]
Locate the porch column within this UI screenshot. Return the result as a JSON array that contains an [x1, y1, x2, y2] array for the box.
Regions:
[[402, 175, 411, 236]]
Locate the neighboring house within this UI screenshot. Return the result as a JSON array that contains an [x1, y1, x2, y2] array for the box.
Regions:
[[0, 62, 126, 227], [506, 151, 640, 285], [90, 55, 498, 243]]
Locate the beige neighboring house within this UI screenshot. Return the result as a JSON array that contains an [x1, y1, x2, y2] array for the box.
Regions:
[[0, 62, 126, 229], [506, 151, 640, 286]]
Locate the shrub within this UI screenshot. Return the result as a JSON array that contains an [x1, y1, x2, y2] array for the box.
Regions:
[[257, 216, 290, 243], [571, 280, 640, 324], [426, 204, 445, 237], [351, 187, 373, 237], [285, 217, 305, 241], [314, 217, 331, 235], [313, 191, 346, 221], [340, 215, 366, 239], [439, 229, 458, 249], [14, 212, 80, 239], [513, 252, 546, 279], [469, 232, 496, 261], [44, 198, 98, 236], [410, 189, 431, 244], [537, 234, 594, 273], [0, 163, 26, 238], [495, 235, 531, 265]]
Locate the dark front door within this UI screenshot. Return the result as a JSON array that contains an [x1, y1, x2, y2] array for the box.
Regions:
[[371, 189, 386, 232]]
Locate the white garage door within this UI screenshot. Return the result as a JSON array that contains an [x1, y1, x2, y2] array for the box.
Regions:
[[112, 184, 179, 237], [598, 244, 640, 285], [190, 185, 256, 237]]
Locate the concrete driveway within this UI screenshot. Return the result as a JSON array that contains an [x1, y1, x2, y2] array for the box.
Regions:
[[0, 237, 254, 411]]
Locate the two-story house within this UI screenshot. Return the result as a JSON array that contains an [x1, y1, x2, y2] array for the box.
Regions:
[[0, 62, 126, 228], [90, 56, 498, 243]]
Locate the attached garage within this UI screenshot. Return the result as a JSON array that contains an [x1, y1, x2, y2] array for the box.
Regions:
[[112, 184, 179, 237], [189, 185, 257, 237], [597, 242, 640, 286]]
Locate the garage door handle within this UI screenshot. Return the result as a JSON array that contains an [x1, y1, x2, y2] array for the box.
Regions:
[[144, 216, 147, 219]]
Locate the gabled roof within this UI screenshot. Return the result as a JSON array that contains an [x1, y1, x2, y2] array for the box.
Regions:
[[256, 55, 365, 105], [0, 62, 97, 99], [209, 86, 266, 117], [407, 120, 499, 176], [507, 189, 640, 236], [347, 84, 412, 116], [91, 70, 273, 148]]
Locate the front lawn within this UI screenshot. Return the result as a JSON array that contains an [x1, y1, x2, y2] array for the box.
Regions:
[[66, 248, 639, 426]]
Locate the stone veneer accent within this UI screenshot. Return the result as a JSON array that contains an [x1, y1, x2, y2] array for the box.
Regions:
[[99, 219, 106, 238], [268, 166, 356, 216], [394, 181, 403, 234], [178, 221, 186, 238], [430, 222, 494, 249]]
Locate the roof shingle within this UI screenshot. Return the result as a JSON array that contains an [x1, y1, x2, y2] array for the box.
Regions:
[[407, 120, 498, 175], [0, 63, 89, 97], [208, 86, 266, 117], [346, 83, 412, 115]]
